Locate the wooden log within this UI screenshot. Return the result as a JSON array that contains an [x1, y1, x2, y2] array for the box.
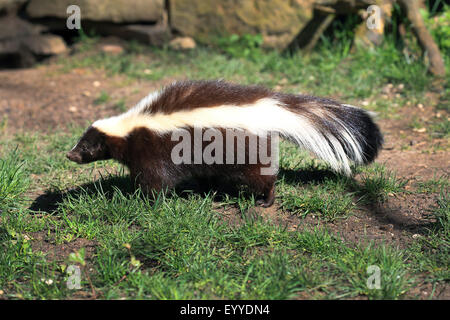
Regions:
[[287, 9, 335, 53], [398, 0, 445, 76]]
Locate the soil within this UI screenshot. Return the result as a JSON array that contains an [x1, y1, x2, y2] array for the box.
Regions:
[[0, 55, 448, 299]]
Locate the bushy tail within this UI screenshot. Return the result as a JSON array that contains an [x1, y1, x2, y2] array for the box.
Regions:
[[274, 95, 384, 175]]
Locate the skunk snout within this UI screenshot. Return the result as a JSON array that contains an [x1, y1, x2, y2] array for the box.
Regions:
[[66, 151, 82, 164]]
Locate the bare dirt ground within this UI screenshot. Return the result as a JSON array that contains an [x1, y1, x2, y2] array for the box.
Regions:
[[0, 62, 448, 299]]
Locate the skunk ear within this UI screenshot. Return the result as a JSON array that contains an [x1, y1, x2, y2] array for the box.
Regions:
[[105, 136, 127, 162]]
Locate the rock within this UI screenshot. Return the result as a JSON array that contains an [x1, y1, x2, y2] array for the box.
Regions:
[[170, 0, 314, 50], [23, 1, 171, 47], [119, 24, 170, 46], [83, 23, 170, 47], [100, 44, 124, 55], [0, 16, 67, 67], [0, 15, 45, 40], [0, 34, 66, 56], [314, 0, 376, 13], [0, 0, 27, 14], [262, 34, 295, 50], [23, 34, 67, 55], [26, 0, 164, 23], [169, 37, 196, 50]]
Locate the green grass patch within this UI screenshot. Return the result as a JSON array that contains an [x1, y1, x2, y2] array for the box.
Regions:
[[0, 148, 29, 209], [430, 118, 450, 138], [0, 130, 417, 299], [114, 99, 127, 113], [354, 164, 408, 203], [59, 32, 437, 115], [407, 190, 449, 286], [41, 182, 411, 299], [94, 91, 110, 105], [279, 181, 355, 221], [416, 175, 449, 193]]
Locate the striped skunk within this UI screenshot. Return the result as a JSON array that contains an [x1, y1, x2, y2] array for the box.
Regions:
[[67, 80, 383, 207]]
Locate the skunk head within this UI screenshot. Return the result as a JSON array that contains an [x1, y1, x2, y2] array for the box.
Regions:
[[67, 126, 112, 164]]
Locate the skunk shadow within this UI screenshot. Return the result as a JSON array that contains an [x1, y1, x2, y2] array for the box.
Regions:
[[29, 169, 434, 236], [358, 199, 438, 237], [29, 168, 339, 214], [29, 175, 134, 214], [279, 168, 436, 236], [278, 168, 339, 185]]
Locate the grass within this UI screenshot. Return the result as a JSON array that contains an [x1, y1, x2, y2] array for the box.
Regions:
[[114, 99, 127, 113], [431, 118, 450, 138], [0, 148, 29, 209], [279, 184, 356, 221], [94, 91, 110, 105], [0, 174, 410, 299], [57, 33, 443, 117], [408, 190, 449, 286], [0, 127, 442, 300], [0, 31, 448, 299], [416, 174, 449, 193], [354, 164, 408, 203]]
